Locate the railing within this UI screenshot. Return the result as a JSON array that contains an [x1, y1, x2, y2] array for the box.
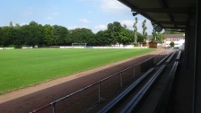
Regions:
[[166, 51, 176, 63], [98, 68, 155, 113], [121, 64, 166, 113], [176, 50, 181, 60], [30, 51, 167, 113], [154, 61, 179, 113]]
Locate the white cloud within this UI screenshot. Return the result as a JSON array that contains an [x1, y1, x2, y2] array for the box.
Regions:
[[77, 0, 99, 5], [100, 0, 129, 13], [68, 26, 79, 30], [77, 0, 129, 14], [12, 22, 28, 26], [76, 0, 96, 2], [119, 19, 153, 35], [78, 18, 89, 23], [68, 25, 89, 30], [120, 20, 134, 27], [94, 24, 107, 31], [47, 17, 53, 20], [6, 22, 28, 27]]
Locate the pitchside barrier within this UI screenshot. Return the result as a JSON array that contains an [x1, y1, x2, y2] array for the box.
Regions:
[[30, 51, 167, 113], [1, 47, 15, 49]]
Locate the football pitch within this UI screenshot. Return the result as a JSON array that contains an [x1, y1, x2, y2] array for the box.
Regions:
[[0, 48, 155, 94]]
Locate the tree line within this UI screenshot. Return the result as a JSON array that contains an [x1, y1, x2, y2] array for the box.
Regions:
[[0, 20, 164, 48]]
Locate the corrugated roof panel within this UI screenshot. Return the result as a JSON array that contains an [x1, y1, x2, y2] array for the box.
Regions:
[[118, 0, 196, 30], [172, 14, 189, 21], [131, 0, 162, 8], [167, 0, 195, 8], [161, 24, 175, 28], [146, 13, 171, 22]]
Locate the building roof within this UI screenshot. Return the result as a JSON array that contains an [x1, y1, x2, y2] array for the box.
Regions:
[[118, 0, 196, 32], [163, 34, 185, 38], [147, 34, 184, 40]]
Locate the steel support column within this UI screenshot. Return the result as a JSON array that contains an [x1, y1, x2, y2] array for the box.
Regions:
[[194, 0, 201, 112], [185, 8, 196, 71]]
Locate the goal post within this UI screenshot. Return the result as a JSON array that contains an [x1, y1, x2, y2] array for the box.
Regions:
[[72, 43, 87, 47]]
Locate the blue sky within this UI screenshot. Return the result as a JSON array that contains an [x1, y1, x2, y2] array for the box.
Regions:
[[0, 0, 154, 34]]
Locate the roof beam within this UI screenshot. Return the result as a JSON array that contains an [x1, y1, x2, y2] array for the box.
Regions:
[[162, 26, 186, 29], [134, 8, 188, 14], [158, 21, 187, 25], [159, 0, 177, 28]]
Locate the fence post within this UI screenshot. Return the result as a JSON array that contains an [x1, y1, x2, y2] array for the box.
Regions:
[[52, 103, 56, 113], [98, 82, 102, 103]]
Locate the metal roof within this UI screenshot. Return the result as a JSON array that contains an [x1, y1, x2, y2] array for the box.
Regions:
[[163, 34, 185, 38], [118, 0, 196, 31]]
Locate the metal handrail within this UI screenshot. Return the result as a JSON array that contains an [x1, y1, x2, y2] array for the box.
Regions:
[[156, 53, 171, 66], [98, 68, 155, 113], [166, 51, 176, 63], [121, 64, 166, 113], [30, 51, 167, 113], [154, 61, 179, 113], [176, 51, 181, 60]]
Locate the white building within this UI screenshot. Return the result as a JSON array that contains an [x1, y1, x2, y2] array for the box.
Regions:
[[163, 34, 185, 49]]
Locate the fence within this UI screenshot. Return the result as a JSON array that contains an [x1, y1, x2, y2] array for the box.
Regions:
[[30, 51, 167, 113]]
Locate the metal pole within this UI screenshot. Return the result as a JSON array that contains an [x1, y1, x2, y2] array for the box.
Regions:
[[52, 103, 56, 113]]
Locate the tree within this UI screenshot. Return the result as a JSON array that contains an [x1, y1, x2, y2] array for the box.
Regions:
[[95, 30, 113, 46], [151, 23, 157, 41], [137, 32, 144, 44], [155, 32, 164, 42], [1, 26, 12, 47], [105, 21, 136, 46], [150, 23, 164, 42], [9, 21, 14, 27], [133, 17, 138, 45], [0, 27, 3, 46], [44, 24, 54, 46], [10, 27, 22, 48], [119, 28, 134, 45], [107, 21, 123, 45], [170, 41, 175, 47], [107, 22, 118, 45], [53, 25, 69, 45], [142, 19, 147, 42], [0, 20, 142, 47], [20, 25, 32, 46], [28, 21, 44, 46], [15, 23, 21, 28], [18, 21, 45, 46], [80, 28, 95, 46], [69, 28, 94, 45]]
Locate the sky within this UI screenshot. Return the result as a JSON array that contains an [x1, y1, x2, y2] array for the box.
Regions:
[[0, 0, 154, 34]]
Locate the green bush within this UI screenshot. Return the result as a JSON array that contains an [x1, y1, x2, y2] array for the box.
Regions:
[[133, 42, 139, 47], [170, 41, 175, 47]]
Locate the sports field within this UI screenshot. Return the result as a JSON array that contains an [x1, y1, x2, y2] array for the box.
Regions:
[[0, 48, 154, 94]]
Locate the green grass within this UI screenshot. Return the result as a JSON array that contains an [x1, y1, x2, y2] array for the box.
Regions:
[[0, 48, 155, 94]]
